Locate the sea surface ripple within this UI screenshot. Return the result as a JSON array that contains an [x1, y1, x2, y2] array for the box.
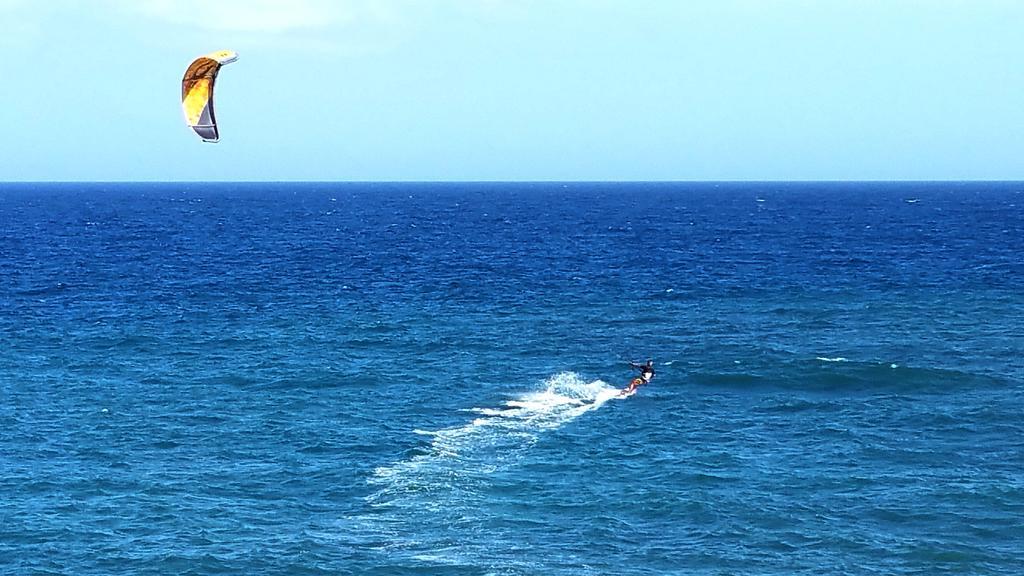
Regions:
[[1, 182, 1022, 575]]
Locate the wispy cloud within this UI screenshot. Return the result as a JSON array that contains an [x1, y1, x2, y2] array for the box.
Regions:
[[119, 0, 352, 33], [115, 0, 534, 33], [0, 1, 531, 55], [0, 0, 49, 48]]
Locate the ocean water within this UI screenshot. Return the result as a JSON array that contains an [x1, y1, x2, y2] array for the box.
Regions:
[[1, 181, 1022, 575]]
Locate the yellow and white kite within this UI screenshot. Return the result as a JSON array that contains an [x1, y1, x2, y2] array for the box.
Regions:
[[181, 50, 238, 143]]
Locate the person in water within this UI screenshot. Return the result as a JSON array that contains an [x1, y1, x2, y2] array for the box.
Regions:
[[623, 359, 655, 394]]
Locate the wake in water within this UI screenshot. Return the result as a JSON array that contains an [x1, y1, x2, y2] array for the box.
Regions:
[[340, 373, 625, 565], [368, 372, 623, 504]]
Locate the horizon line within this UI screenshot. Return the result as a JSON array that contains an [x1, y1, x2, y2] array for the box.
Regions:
[[3, 179, 1024, 185]]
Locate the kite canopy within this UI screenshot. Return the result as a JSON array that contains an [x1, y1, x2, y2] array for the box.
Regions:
[[181, 50, 238, 143]]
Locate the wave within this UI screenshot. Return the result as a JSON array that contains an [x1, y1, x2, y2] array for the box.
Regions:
[[13, 282, 71, 297], [688, 359, 1009, 394]]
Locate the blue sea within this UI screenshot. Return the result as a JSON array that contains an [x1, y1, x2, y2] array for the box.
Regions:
[[2, 182, 1022, 575]]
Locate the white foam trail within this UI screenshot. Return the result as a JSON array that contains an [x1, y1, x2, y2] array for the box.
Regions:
[[354, 374, 626, 554], [368, 372, 623, 502], [816, 357, 848, 362]]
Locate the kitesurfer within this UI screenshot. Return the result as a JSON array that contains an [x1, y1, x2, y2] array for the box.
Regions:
[[622, 360, 655, 395]]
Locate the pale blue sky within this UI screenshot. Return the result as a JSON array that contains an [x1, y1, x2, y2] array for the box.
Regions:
[[1, 0, 1021, 181]]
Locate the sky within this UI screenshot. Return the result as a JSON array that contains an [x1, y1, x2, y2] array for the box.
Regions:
[[1, 0, 1022, 181]]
